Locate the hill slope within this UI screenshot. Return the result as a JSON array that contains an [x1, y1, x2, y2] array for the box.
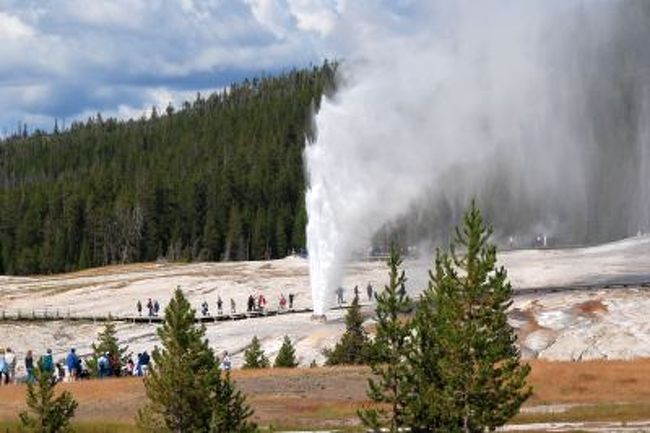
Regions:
[[0, 62, 336, 275]]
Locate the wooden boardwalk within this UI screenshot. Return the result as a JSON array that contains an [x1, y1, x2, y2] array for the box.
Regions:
[[0, 307, 318, 324], [0, 303, 367, 324], [2, 279, 649, 325]]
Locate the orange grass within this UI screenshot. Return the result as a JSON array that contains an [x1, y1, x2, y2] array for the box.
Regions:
[[1, 360, 650, 427]]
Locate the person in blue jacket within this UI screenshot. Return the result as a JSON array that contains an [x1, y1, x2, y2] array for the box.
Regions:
[[66, 348, 78, 381]]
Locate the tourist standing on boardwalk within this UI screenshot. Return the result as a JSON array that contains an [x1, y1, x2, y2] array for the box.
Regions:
[[201, 301, 209, 316], [136, 300, 142, 316], [217, 296, 223, 315], [336, 286, 344, 306], [289, 293, 295, 309], [366, 282, 373, 302], [230, 298, 236, 314]]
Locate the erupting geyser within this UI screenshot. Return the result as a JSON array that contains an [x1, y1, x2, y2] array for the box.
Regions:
[[305, 1, 650, 315]]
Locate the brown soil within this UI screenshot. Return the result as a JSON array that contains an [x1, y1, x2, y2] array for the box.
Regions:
[[574, 299, 608, 317], [2, 360, 650, 428]]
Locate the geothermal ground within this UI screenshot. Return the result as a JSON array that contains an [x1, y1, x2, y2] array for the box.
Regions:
[[1, 236, 650, 375]]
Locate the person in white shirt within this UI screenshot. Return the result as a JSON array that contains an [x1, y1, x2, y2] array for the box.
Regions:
[[4, 348, 16, 384]]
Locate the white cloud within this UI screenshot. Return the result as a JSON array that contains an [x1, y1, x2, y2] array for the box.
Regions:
[[0, 11, 35, 39], [287, 0, 339, 36], [245, 0, 294, 38], [0, 0, 359, 131]]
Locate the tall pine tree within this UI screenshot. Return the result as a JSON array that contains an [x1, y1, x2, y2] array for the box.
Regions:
[[358, 245, 413, 432], [138, 287, 256, 433], [410, 201, 531, 432]]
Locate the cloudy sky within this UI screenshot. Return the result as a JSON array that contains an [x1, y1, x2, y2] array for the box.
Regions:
[[0, 0, 368, 134]]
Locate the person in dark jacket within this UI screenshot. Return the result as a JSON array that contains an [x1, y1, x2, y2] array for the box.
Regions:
[[25, 350, 35, 383], [217, 296, 223, 315]]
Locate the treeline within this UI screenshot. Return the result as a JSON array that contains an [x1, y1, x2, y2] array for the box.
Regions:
[[0, 62, 336, 275]]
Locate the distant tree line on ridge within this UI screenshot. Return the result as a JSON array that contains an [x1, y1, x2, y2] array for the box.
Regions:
[[0, 62, 336, 275]]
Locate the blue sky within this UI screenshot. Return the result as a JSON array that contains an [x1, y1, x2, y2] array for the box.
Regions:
[[0, 0, 353, 134]]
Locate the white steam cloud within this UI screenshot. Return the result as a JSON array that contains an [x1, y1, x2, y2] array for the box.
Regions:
[[306, 1, 650, 315]]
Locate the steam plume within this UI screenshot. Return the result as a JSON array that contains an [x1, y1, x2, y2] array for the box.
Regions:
[[306, 1, 650, 314]]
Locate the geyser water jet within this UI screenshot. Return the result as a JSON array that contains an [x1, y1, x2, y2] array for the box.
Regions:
[[305, 1, 650, 314]]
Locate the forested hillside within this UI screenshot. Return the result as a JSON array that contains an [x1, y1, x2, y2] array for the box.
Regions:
[[0, 62, 336, 275]]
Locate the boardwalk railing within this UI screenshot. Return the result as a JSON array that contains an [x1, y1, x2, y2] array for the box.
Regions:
[[0, 306, 319, 324], [0, 301, 375, 324]]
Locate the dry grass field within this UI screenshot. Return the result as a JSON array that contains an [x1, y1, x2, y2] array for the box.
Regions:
[[1, 360, 650, 431]]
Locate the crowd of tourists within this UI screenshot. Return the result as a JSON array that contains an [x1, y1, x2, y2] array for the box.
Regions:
[[138, 293, 299, 318], [336, 282, 374, 306], [0, 346, 156, 385], [0, 344, 240, 386], [136, 298, 161, 317]]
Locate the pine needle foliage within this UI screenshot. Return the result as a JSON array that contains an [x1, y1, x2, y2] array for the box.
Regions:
[[410, 201, 532, 432], [242, 336, 270, 369], [209, 373, 257, 433], [273, 336, 299, 368], [19, 359, 78, 433], [323, 295, 372, 365], [88, 319, 129, 377], [358, 245, 413, 432], [138, 287, 257, 433]]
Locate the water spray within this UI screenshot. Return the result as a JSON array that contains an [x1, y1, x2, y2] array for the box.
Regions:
[[305, 1, 650, 314]]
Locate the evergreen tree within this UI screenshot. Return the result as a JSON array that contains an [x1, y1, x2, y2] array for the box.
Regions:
[[0, 63, 337, 275], [209, 373, 257, 433], [409, 202, 531, 432], [273, 336, 299, 368], [19, 359, 78, 433], [139, 287, 257, 433], [358, 246, 413, 432], [323, 296, 371, 365], [88, 319, 129, 377], [242, 336, 270, 369]]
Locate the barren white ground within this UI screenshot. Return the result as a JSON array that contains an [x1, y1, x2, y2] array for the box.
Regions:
[[1, 236, 650, 373]]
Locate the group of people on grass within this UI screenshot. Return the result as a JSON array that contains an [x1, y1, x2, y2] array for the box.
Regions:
[[0, 345, 236, 385], [0, 347, 154, 385], [0, 347, 54, 385]]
